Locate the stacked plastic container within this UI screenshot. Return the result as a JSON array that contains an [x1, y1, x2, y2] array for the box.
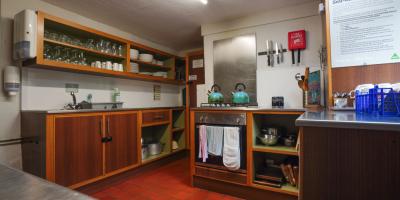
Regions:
[[355, 83, 400, 116]]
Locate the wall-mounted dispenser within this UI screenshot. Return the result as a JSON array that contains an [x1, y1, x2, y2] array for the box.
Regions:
[[3, 66, 20, 96], [13, 9, 37, 60]]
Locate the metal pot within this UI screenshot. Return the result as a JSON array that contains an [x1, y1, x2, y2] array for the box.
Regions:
[[258, 127, 280, 146], [142, 145, 149, 159], [257, 135, 279, 146], [231, 83, 249, 104], [208, 84, 224, 104], [148, 143, 165, 156]]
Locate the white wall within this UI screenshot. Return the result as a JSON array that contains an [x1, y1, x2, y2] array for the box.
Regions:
[[0, 0, 181, 168], [200, 1, 324, 108], [22, 68, 181, 110]]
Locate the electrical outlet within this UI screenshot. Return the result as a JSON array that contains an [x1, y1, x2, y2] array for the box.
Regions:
[[65, 83, 79, 93]]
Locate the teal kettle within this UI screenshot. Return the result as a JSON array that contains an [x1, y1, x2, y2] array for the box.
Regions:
[[208, 84, 224, 104], [231, 83, 250, 104]]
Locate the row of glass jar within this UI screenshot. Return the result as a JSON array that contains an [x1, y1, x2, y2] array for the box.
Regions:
[[44, 30, 124, 56]]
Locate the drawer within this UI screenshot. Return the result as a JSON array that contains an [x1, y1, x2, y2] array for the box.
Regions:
[[142, 110, 170, 125], [195, 166, 247, 185]]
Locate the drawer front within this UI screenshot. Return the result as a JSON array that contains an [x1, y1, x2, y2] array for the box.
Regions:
[[142, 110, 170, 125], [195, 166, 247, 185]]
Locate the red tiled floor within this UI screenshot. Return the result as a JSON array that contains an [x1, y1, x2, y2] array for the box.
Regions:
[[88, 157, 243, 200]]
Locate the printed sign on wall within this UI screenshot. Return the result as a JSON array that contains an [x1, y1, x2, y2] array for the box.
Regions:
[[329, 0, 400, 68]]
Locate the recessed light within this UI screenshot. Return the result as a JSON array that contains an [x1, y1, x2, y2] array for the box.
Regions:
[[200, 0, 208, 5]]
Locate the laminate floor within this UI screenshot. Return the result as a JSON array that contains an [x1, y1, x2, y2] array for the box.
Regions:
[[89, 157, 242, 200]]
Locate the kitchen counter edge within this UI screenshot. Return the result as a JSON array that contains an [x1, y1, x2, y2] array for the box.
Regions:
[[0, 163, 94, 200], [21, 106, 185, 114], [190, 107, 305, 112], [296, 110, 400, 132]]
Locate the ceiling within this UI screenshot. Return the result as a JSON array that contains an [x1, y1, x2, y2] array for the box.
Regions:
[[43, 0, 315, 51]]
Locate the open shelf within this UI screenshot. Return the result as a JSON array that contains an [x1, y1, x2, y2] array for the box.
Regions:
[[131, 59, 172, 71], [253, 145, 298, 156], [24, 59, 184, 85], [252, 151, 299, 197], [172, 127, 185, 133], [44, 38, 126, 59], [251, 182, 299, 196], [142, 151, 170, 164]]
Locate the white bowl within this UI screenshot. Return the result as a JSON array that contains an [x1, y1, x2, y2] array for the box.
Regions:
[[130, 49, 139, 60], [139, 53, 153, 63]]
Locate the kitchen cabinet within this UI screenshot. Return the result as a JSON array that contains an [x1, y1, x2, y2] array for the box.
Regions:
[[105, 112, 139, 173], [21, 107, 187, 189], [54, 114, 103, 186]]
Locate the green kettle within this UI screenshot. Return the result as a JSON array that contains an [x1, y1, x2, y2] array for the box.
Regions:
[[208, 84, 224, 104], [231, 83, 250, 104]]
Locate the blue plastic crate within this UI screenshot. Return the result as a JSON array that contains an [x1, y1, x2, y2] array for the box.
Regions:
[[355, 86, 400, 116]]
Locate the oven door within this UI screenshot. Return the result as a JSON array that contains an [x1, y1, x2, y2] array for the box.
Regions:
[[194, 124, 247, 170]]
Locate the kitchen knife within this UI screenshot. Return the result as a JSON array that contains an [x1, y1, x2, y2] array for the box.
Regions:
[[280, 44, 284, 63], [275, 43, 280, 64], [266, 40, 270, 66]]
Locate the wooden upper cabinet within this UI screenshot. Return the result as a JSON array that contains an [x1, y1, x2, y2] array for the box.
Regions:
[[105, 112, 139, 173], [22, 11, 184, 85], [54, 114, 103, 187]]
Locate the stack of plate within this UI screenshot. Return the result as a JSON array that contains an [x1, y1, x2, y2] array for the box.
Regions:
[[130, 62, 139, 73], [153, 71, 168, 78]]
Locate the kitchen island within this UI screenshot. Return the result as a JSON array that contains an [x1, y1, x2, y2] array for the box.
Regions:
[[296, 110, 400, 200]]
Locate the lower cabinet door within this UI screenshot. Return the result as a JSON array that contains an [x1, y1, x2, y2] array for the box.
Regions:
[[105, 112, 139, 173], [54, 114, 103, 186]]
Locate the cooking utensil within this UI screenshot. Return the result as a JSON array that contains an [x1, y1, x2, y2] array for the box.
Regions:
[[257, 134, 279, 146], [275, 43, 280, 64], [280, 44, 284, 63], [207, 84, 224, 104], [148, 143, 165, 156], [231, 83, 250, 104], [303, 67, 309, 91], [283, 135, 297, 147], [266, 40, 271, 67], [142, 145, 149, 159]]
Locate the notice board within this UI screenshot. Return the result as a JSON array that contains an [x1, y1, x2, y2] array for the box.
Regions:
[[328, 0, 400, 68]]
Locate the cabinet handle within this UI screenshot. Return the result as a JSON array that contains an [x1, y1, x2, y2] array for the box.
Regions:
[[107, 117, 110, 135], [99, 119, 103, 136]]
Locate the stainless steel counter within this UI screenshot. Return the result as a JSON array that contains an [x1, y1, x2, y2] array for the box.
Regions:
[[296, 110, 400, 131], [0, 163, 93, 200], [21, 106, 185, 114]]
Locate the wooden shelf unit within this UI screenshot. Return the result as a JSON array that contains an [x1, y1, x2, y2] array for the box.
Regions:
[[22, 11, 184, 85], [253, 145, 298, 156]]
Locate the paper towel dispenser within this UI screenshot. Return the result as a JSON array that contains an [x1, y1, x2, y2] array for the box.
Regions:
[[13, 9, 37, 60]]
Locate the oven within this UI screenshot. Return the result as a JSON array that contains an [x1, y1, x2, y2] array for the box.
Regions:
[[194, 112, 247, 170]]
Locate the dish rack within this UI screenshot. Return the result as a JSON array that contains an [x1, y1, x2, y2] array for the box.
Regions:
[[355, 86, 400, 116]]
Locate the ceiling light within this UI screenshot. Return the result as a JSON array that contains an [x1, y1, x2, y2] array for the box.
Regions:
[[200, 0, 208, 5]]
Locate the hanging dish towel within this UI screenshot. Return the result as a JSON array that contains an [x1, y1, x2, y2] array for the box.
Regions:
[[198, 125, 208, 162], [223, 127, 241, 170], [207, 126, 224, 156]]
